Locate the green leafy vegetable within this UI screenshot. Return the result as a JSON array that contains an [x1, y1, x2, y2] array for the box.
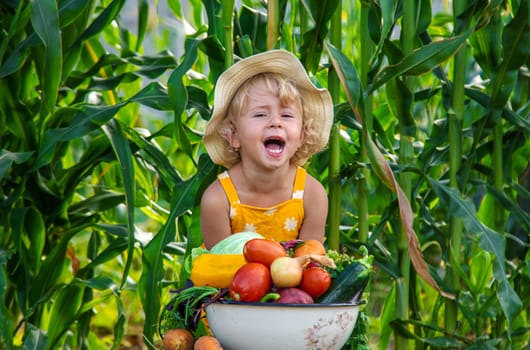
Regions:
[[159, 284, 223, 337]]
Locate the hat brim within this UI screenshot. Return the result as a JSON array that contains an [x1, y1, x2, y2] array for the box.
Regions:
[[204, 50, 333, 168]]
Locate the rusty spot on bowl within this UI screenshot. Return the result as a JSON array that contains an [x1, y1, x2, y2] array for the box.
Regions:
[[304, 311, 354, 349]]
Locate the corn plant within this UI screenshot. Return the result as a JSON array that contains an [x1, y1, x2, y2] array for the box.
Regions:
[[0, 0, 215, 348], [1, 1, 528, 349]]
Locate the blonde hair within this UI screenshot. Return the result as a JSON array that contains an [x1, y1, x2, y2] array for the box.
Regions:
[[219, 73, 319, 166]]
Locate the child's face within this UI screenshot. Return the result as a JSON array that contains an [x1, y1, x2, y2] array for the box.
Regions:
[[228, 79, 305, 169]]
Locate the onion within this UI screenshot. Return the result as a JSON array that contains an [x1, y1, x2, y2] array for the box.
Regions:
[[194, 335, 224, 350], [276, 287, 314, 304], [270, 256, 309, 288], [163, 328, 194, 350]]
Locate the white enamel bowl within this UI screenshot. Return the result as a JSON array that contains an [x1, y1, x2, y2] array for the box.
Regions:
[[205, 301, 363, 350]]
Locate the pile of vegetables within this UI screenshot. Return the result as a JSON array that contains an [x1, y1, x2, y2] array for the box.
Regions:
[[159, 233, 372, 349], [229, 238, 337, 303]]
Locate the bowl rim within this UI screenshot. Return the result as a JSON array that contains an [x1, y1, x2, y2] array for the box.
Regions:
[[207, 299, 366, 308]]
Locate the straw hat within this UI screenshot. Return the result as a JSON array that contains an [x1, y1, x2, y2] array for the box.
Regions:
[[204, 49, 333, 168]]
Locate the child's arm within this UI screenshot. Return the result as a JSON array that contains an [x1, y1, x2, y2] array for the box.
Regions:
[[298, 175, 328, 243], [200, 180, 233, 249]]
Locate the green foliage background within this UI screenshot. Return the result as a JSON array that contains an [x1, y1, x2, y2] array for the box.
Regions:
[[0, 0, 529, 349]]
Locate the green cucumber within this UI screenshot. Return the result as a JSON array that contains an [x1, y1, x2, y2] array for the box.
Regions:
[[317, 256, 372, 304]]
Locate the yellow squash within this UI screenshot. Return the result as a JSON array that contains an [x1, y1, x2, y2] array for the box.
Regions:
[[190, 254, 246, 288]]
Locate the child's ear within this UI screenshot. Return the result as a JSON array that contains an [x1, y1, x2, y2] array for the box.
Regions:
[[229, 132, 241, 149], [220, 122, 240, 148], [299, 126, 308, 145]]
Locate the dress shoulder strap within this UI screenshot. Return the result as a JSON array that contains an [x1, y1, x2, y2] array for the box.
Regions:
[[292, 166, 306, 198], [217, 171, 240, 204]]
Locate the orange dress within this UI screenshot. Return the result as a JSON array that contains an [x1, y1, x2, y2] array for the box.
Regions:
[[217, 166, 306, 242]]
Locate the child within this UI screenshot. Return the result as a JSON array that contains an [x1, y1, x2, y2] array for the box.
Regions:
[[200, 50, 333, 250]]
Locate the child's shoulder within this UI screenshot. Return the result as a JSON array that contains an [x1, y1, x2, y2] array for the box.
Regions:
[[303, 172, 326, 195], [201, 178, 225, 203]]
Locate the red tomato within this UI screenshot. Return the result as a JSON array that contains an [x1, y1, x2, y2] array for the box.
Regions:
[[243, 238, 287, 266], [229, 262, 271, 302], [300, 266, 331, 298]]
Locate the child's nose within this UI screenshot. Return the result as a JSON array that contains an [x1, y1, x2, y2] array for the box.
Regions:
[[269, 113, 282, 127]]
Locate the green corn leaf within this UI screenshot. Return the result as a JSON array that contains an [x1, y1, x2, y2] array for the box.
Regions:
[[0, 0, 27, 68], [378, 285, 396, 350], [416, 0, 432, 35], [167, 0, 183, 18], [501, 3, 530, 71], [35, 105, 119, 169], [138, 199, 186, 344], [89, 73, 140, 90], [129, 82, 172, 110], [57, 135, 114, 194], [325, 41, 363, 120], [491, 70, 519, 109], [300, 0, 339, 72], [486, 184, 530, 232], [35, 82, 172, 169], [68, 191, 125, 215], [30, 0, 62, 116], [0, 150, 33, 181], [29, 225, 85, 306], [10, 207, 45, 288], [372, 0, 399, 59], [76, 235, 128, 275], [46, 284, 84, 349], [74, 276, 124, 350], [427, 177, 523, 324], [237, 7, 267, 53], [469, 250, 492, 295], [187, 86, 211, 120], [130, 52, 178, 79], [58, 0, 91, 28], [386, 78, 414, 134], [24, 207, 46, 275], [139, 154, 215, 343], [0, 34, 40, 78], [102, 119, 135, 289], [124, 125, 182, 186], [63, 52, 121, 88], [112, 311, 126, 350], [78, 0, 125, 41], [136, 0, 148, 52], [368, 29, 472, 94], [76, 275, 117, 291], [465, 87, 530, 131], [198, 35, 225, 80], [168, 39, 200, 162], [202, 0, 223, 40], [469, 7, 503, 77], [491, 2, 530, 107], [0, 250, 14, 347], [138, 176, 206, 342], [21, 323, 48, 350]]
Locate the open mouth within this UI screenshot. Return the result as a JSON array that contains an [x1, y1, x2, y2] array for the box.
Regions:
[[264, 137, 285, 154]]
